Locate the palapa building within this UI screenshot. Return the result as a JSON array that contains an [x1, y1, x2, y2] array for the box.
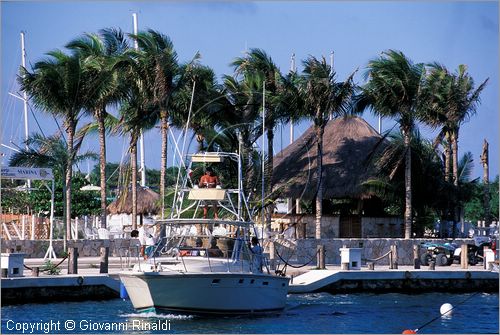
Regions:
[[272, 116, 403, 238], [107, 187, 160, 234]]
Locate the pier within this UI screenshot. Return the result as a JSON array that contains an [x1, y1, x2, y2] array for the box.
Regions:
[[1, 255, 498, 304]]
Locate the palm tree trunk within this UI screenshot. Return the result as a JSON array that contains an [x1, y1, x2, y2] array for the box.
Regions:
[[403, 128, 412, 239], [451, 131, 459, 187], [444, 136, 451, 183], [265, 128, 274, 232], [451, 130, 460, 237], [97, 108, 107, 228], [65, 121, 76, 241], [130, 135, 138, 230], [160, 113, 168, 219], [315, 125, 325, 240], [481, 139, 491, 226]]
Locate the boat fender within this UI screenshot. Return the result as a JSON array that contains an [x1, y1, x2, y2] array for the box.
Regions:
[[77, 276, 84, 286], [404, 271, 412, 279], [464, 271, 471, 279]]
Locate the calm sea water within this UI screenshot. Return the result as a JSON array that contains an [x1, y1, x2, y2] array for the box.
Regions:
[[2, 292, 498, 334]]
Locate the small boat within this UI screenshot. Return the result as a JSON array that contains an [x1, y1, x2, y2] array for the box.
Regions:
[[119, 152, 290, 315]]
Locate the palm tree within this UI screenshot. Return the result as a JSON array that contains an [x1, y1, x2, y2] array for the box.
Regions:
[[423, 63, 488, 187], [19, 50, 89, 241], [169, 63, 222, 152], [299, 56, 356, 239], [232, 49, 296, 228], [66, 28, 129, 229], [117, 50, 158, 229], [422, 63, 488, 236], [130, 29, 179, 217], [220, 74, 264, 195], [358, 50, 425, 239]]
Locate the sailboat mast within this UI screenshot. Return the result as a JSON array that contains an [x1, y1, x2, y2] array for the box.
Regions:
[[20, 31, 31, 189], [133, 13, 147, 187]]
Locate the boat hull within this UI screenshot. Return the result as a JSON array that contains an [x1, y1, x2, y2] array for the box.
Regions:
[[120, 272, 290, 315]]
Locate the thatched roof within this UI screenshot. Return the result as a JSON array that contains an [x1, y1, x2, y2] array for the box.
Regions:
[[107, 187, 160, 215], [272, 116, 385, 200]]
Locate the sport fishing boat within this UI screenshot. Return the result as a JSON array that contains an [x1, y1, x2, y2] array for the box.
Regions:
[[119, 152, 290, 314]]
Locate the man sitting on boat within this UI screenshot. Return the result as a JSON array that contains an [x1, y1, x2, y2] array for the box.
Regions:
[[199, 167, 220, 219]]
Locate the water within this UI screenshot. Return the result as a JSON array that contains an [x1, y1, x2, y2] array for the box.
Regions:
[[2, 293, 498, 334]]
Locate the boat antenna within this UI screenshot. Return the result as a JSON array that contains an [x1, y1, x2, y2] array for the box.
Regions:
[[132, 12, 147, 188], [261, 81, 265, 242], [20, 31, 31, 189], [171, 81, 196, 217]]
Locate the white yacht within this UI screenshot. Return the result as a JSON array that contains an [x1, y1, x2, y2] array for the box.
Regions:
[[119, 152, 290, 314]]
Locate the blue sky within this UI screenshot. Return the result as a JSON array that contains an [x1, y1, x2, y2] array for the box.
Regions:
[[1, 1, 498, 180]]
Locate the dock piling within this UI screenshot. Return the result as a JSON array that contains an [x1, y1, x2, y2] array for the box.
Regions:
[[317, 245, 325, 269], [67, 247, 78, 274], [413, 245, 420, 269], [461, 244, 468, 269], [100, 247, 109, 274]]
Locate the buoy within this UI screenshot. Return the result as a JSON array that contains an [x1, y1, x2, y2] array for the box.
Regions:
[[440, 303, 453, 316], [402, 330, 417, 334]]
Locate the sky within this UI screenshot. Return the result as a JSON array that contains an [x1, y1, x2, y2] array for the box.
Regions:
[[1, 1, 498, 181]]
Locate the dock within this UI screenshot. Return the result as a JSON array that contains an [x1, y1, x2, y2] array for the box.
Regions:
[[288, 265, 499, 294], [1, 257, 498, 304]]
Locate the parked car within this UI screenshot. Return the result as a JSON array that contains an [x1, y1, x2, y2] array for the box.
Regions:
[[420, 242, 456, 266], [452, 237, 492, 265]]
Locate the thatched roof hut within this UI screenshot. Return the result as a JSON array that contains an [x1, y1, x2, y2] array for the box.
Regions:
[[272, 116, 385, 201], [107, 187, 160, 215]]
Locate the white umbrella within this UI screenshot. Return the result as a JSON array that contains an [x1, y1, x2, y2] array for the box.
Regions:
[[80, 184, 101, 191]]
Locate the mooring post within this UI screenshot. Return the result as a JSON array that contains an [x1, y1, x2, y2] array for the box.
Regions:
[[100, 247, 109, 274], [429, 260, 435, 270], [461, 244, 468, 269], [413, 244, 420, 269], [67, 247, 78, 274], [31, 267, 39, 277], [393, 245, 398, 269], [317, 245, 325, 269], [269, 241, 276, 271]]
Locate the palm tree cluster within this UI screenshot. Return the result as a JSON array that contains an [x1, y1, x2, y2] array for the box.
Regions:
[[14, 24, 487, 240]]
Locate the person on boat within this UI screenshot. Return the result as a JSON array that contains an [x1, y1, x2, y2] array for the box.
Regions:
[[249, 236, 263, 273], [207, 238, 223, 257], [199, 167, 220, 219], [138, 223, 156, 260], [191, 238, 204, 256]]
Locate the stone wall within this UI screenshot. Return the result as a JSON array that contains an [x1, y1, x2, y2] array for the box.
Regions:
[[1, 238, 141, 258], [273, 214, 403, 238], [293, 238, 474, 265]]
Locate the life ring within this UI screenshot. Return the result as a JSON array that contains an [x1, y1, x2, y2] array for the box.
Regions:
[[77, 276, 84, 286]]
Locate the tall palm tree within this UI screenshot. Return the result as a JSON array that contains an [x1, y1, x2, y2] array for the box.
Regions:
[[220, 74, 263, 195], [66, 28, 129, 229], [19, 50, 89, 241], [423, 63, 488, 187], [117, 50, 158, 229], [232, 49, 296, 228], [130, 30, 179, 217], [358, 50, 425, 239], [299, 56, 356, 239]]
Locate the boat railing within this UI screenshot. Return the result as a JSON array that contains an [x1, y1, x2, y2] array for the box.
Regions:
[[152, 234, 267, 274]]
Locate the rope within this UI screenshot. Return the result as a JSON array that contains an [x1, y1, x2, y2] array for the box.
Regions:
[[363, 250, 392, 262], [414, 292, 481, 332], [23, 256, 68, 272], [275, 244, 319, 269]]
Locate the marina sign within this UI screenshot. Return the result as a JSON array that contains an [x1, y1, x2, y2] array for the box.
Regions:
[[1, 167, 54, 181]]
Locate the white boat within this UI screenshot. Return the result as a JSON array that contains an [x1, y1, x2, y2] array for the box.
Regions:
[[119, 152, 290, 314]]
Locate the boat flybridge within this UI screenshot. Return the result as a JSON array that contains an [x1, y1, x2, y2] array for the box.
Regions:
[[119, 151, 290, 315]]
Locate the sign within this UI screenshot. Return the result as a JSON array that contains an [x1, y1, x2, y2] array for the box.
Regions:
[[1, 167, 54, 181]]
